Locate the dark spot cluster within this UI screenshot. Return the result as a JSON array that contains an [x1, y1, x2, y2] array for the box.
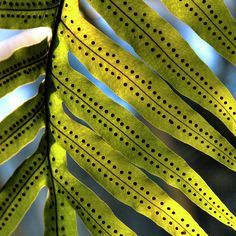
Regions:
[[0, 97, 45, 154], [59, 18, 235, 167], [0, 48, 47, 88], [94, 0, 236, 123], [0, 0, 59, 8], [0, 0, 59, 24], [0, 150, 47, 232], [53, 166, 124, 235], [181, 0, 235, 54]]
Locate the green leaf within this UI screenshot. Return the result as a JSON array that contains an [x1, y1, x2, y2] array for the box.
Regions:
[[49, 141, 136, 236], [49, 92, 207, 236], [44, 174, 78, 236], [0, 38, 48, 99], [0, 91, 45, 164], [49, 47, 236, 230], [0, 138, 47, 235], [161, 0, 236, 65], [0, 0, 60, 29], [87, 0, 236, 136], [0, 0, 235, 235], [44, 188, 78, 236], [56, 8, 236, 171]]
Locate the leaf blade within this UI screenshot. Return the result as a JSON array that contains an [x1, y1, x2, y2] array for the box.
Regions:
[[55, 11, 236, 171], [49, 93, 207, 236], [87, 0, 236, 136], [49, 141, 136, 236], [0, 38, 48, 99], [0, 137, 47, 235], [44, 180, 78, 236], [161, 0, 236, 65], [49, 52, 236, 229], [0, 91, 45, 164]]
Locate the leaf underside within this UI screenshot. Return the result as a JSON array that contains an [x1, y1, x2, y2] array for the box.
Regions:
[[88, 0, 236, 136], [161, 0, 236, 65], [0, 0, 235, 235]]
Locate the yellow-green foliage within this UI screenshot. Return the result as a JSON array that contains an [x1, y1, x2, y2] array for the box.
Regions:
[[0, 0, 235, 235]]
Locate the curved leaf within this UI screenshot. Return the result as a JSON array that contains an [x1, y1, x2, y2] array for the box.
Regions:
[[0, 38, 48, 99], [87, 0, 236, 136], [56, 9, 236, 171], [161, 0, 236, 65], [0, 138, 47, 235], [49, 93, 207, 236], [49, 48, 236, 230], [0, 91, 45, 164], [0, 0, 60, 29]]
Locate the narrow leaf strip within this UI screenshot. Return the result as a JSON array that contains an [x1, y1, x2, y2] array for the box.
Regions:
[[0, 138, 47, 236], [49, 142, 136, 236], [55, 17, 236, 171], [0, 90, 45, 164], [49, 53, 236, 229], [86, 0, 236, 135], [0, 38, 48, 99], [161, 0, 236, 65], [0, 0, 60, 29], [44, 177, 78, 236], [49, 93, 206, 236]]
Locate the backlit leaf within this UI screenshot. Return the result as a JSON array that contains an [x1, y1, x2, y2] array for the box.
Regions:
[[57, 5, 236, 171], [49, 45, 236, 230], [0, 138, 47, 235], [0, 38, 48, 99], [88, 0, 236, 136], [161, 0, 236, 65], [49, 92, 207, 236], [0, 91, 45, 164], [0, 0, 235, 235]]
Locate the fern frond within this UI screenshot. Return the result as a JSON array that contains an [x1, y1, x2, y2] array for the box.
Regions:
[[50, 44, 236, 229], [161, 0, 236, 65], [0, 91, 45, 164], [49, 92, 207, 236], [0, 138, 47, 235], [57, 4, 236, 171], [88, 0, 236, 136], [0, 0, 60, 29], [0, 38, 48, 98], [48, 142, 136, 236], [0, 0, 235, 235]]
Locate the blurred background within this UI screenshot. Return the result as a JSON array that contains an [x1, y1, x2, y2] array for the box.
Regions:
[[0, 0, 236, 235]]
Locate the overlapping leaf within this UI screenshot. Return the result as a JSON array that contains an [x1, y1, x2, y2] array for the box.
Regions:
[[58, 2, 236, 171], [0, 0, 235, 235], [50, 42, 236, 230], [88, 0, 236, 136], [161, 0, 236, 65], [49, 92, 207, 235]]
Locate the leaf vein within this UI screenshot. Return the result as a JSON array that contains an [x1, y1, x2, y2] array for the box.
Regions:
[[191, 0, 236, 48], [0, 154, 47, 219], [50, 121, 193, 235], [59, 22, 235, 161], [107, 0, 236, 123]]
